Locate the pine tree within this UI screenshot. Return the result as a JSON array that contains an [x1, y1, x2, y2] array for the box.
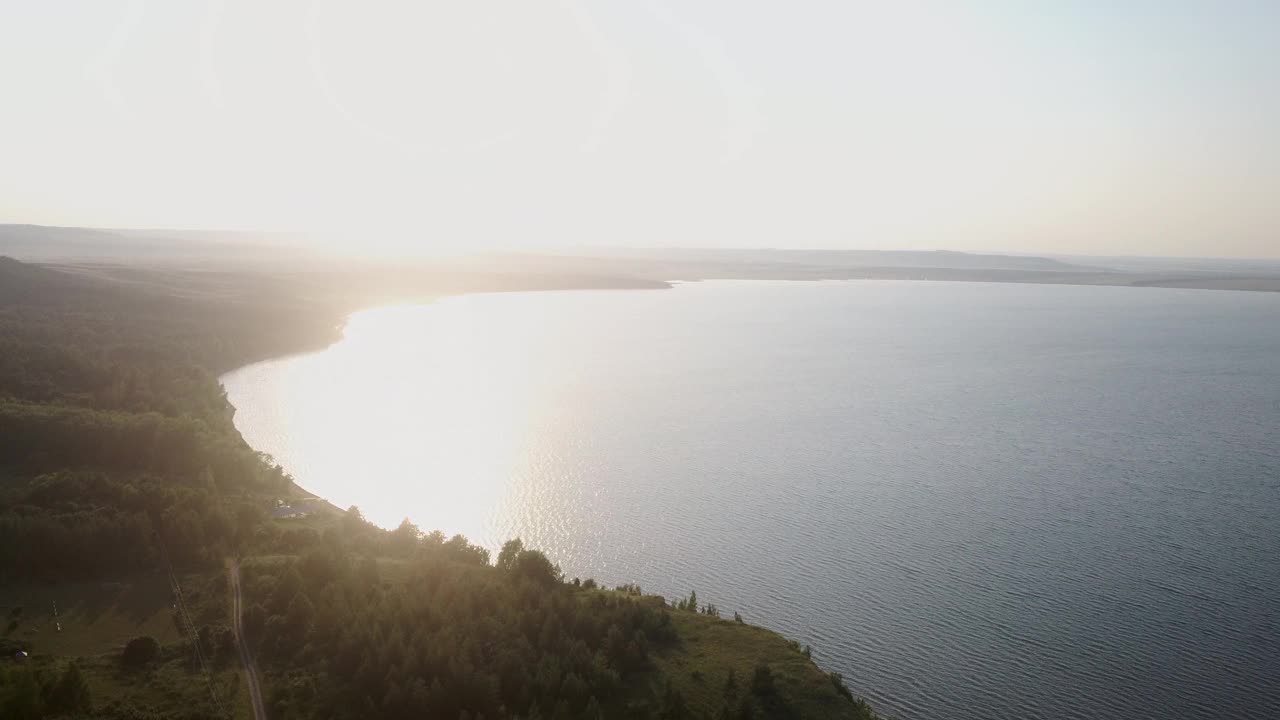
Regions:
[[660, 679, 689, 719], [50, 662, 91, 713]]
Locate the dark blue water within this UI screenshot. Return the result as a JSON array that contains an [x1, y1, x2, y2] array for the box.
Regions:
[[224, 281, 1280, 719]]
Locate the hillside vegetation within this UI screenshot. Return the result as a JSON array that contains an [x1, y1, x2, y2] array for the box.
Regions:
[[0, 257, 879, 719]]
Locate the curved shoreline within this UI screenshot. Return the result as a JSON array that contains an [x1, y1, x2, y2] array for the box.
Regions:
[[215, 275, 1280, 518], [217, 283, 675, 513]]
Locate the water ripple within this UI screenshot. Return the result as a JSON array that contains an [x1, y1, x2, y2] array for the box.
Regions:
[[223, 281, 1280, 720]]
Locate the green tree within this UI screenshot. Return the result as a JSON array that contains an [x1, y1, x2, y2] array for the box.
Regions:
[[390, 518, 421, 556], [286, 592, 315, 639], [243, 602, 266, 644], [46, 662, 91, 713], [216, 627, 238, 665], [497, 538, 524, 571], [659, 680, 689, 719], [122, 635, 159, 666], [511, 549, 561, 585], [357, 554, 380, 588], [0, 669, 42, 720]]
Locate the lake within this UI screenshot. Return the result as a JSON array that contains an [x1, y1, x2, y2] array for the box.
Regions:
[[220, 280, 1280, 720]]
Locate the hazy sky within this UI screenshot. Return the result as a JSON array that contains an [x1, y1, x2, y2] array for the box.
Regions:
[[2, 1, 1277, 257]]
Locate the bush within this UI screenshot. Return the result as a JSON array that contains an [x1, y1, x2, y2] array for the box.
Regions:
[[750, 664, 775, 698], [121, 636, 159, 666], [830, 672, 854, 701]]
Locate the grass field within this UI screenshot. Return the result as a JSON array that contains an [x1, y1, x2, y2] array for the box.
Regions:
[[1, 571, 252, 719], [0, 575, 183, 657], [651, 609, 874, 719]]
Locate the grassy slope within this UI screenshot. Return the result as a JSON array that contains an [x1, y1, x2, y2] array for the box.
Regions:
[[1, 573, 252, 718], [1, 577, 182, 656], [653, 610, 865, 719]]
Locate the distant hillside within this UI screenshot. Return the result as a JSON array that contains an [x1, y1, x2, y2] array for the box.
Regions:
[[8, 223, 1280, 293], [0, 253, 136, 306], [477, 249, 1280, 293], [0, 224, 312, 265], [1048, 253, 1280, 276], [1, 224, 1094, 272], [571, 247, 1107, 273], [0, 224, 135, 260]]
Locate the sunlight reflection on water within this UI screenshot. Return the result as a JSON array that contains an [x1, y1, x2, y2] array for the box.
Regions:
[[221, 281, 1280, 720]]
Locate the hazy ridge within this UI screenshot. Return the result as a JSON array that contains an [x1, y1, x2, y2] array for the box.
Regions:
[[6, 224, 1280, 294]]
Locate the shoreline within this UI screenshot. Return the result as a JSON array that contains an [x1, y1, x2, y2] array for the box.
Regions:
[[217, 273, 1280, 520], [216, 282, 677, 517]]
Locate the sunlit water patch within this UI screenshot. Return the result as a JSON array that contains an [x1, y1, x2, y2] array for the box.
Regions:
[[221, 281, 1280, 720]]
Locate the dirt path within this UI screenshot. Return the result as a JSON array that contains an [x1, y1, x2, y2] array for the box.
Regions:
[[228, 559, 267, 720]]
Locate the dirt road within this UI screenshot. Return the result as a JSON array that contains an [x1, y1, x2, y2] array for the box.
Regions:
[[228, 559, 267, 720]]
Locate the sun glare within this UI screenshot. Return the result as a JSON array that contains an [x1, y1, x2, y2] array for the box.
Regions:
[[264, 301, 543, 534]]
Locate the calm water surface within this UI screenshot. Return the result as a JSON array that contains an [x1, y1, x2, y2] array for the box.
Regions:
[[221, 281, 1280, 720]]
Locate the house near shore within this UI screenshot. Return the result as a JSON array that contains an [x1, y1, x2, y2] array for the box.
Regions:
[[272, 497, 320, 519]]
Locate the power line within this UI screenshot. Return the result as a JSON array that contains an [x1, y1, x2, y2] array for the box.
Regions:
[[156, 533, 228, 718]]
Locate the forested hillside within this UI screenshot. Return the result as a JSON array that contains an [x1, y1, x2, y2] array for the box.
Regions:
[[0, 257, 878, 719], [0, 256, 327, 584]]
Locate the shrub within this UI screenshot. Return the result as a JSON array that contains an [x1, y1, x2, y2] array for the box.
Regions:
[[750, 664, 775, 698], [45, 662, 91, 713], [122, 636, 159, 666], [830, 672, 854, 701]]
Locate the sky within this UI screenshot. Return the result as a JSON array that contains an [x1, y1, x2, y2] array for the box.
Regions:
[[1, 1, 1277, 258]]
